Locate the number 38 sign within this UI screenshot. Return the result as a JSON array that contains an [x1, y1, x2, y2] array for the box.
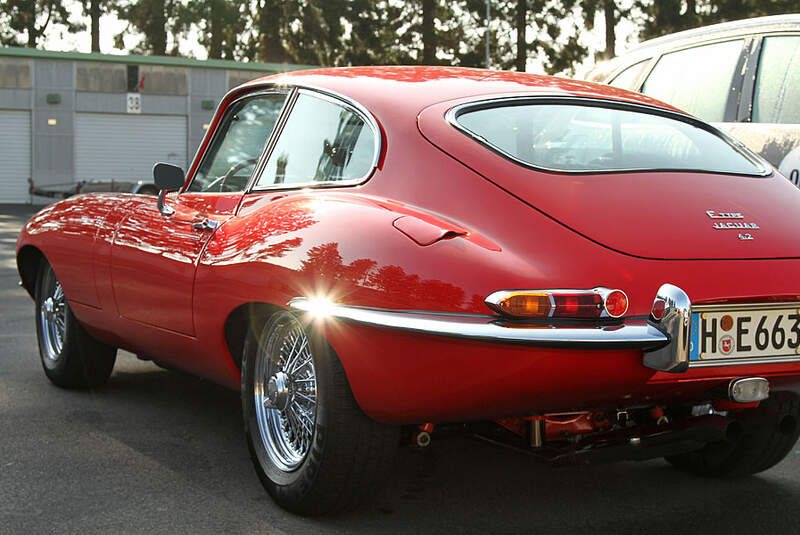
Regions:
[[126, 93, 141, 114]]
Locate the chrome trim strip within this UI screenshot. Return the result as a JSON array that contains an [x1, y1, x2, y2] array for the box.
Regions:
[[445, 96, 771, 177], [288, 298, 669, 349]]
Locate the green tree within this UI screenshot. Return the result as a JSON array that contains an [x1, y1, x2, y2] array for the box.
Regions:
[[187, 0, 247, 59], [462, 0, 588, 74], [115, 0, 189, 55], [0, 0, 79, 47], [634, 0, 797, 41], [284, 0, 349, 66], [250, 0, 292, 63]]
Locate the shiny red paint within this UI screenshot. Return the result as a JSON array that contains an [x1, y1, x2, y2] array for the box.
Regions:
[[16, 66, 800, 424]]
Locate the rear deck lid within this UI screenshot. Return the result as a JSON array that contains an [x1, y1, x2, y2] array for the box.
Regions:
[[418, 96, 800, 260]]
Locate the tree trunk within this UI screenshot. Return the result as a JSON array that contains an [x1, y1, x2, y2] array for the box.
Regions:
[[209, 0, 223, 59], [421, 0, 435, 64], [515, 0, 526, 71], [26, 2, 37, 48], [603, 0, 615, 59], [143, 0, 168, 55], [685, 0, 697, 28], [90, 0, 100, 52], [259, 0, 286, 63]]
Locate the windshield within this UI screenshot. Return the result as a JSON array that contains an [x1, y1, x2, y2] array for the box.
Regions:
[[453, 101, 767, 176]]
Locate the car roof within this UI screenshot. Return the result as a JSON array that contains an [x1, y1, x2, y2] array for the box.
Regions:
[[594, 14, 800, 83], [632, 14, 800, 54], [243, 66, 682, 118]]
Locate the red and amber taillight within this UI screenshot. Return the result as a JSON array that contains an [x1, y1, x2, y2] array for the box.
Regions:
[[485, 288, 628, 319]]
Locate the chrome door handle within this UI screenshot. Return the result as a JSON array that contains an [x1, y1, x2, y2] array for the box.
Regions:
[[192, 218, 218, 231]]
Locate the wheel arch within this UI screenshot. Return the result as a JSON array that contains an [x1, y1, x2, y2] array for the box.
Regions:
[[16, 244, 47, 299], [224, 301, 283, 371]]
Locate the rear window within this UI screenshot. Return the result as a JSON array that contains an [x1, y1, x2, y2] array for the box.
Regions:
[[453, 101, 767, 175]]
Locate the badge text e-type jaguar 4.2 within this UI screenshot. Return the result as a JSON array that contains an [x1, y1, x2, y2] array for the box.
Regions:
[[16, 67, 800, 514]]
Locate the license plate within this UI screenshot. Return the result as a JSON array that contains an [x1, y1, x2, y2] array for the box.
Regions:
[[689, 305, 800, 361]]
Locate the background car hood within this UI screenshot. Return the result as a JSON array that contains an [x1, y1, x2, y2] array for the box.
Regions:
[[418, 100, 800, 260]]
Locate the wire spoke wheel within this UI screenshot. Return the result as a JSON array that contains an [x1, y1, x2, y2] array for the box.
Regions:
[[39, 277, 67, 361], [254, 314, 318, 472], [34, 262, 116, 389]]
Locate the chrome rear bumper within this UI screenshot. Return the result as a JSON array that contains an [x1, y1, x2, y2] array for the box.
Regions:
[[289, 284, 692, 373]]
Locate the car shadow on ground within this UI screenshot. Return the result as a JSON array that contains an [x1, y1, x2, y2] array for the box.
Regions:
[[76, 360, 800, 534]]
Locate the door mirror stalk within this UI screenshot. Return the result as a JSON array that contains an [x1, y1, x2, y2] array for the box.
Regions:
[[153, 163, 186, 217]]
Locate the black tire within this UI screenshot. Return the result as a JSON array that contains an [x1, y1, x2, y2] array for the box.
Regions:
[[241, 310, 398, 515], [34, 261, 117, 389], [665, 395, 800, 477]]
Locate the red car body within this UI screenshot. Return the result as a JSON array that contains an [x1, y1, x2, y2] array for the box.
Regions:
[[16, 67, 800, 423]]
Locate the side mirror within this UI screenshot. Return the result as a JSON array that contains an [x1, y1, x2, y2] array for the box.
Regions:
[[152, 163, 185, 216]]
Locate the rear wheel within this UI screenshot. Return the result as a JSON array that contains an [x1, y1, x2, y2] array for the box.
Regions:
[[665, 396, 800, 477], [241, 310, 398, 515], [35, 262, 116, 388]]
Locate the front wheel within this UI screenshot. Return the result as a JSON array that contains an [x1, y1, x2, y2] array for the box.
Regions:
[[35, 262, 116, 388], [241, 310, 398, 515]]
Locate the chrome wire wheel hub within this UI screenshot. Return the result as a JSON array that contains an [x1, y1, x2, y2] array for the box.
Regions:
[[254, 316, 318, 472], [40, 280, 67, 361]]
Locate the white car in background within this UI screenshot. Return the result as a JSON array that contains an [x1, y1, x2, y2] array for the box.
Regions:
[[592, 14, 800, 183]]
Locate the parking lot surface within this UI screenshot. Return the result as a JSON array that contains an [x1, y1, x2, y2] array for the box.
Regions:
[[2, 203, 800, 534]]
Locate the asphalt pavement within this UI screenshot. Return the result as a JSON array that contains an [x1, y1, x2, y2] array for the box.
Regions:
[[2, 203, 800, 534]]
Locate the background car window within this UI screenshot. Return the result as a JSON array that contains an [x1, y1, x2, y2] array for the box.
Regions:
[[188, 93, 287, 192], [641, 40, 743, 122], [608, 60, 649, 90], [256, 93, 375, 187], [753, 35, 800, 124], [456, 103, 764, 175]]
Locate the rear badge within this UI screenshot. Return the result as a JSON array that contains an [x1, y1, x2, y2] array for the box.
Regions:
[[706, 210, 759, 238]]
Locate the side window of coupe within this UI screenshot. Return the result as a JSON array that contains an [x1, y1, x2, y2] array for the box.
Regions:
[[188, 92, 288, 192], [753, 35, 800, 124], [641, 39, 744, 122], [255, 92, 376, 188]]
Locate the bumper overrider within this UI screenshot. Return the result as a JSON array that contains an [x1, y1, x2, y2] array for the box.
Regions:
[[288, 283, 691, 373]]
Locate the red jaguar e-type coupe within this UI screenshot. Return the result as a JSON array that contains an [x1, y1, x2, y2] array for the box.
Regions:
[[16, 66, 800, 515]]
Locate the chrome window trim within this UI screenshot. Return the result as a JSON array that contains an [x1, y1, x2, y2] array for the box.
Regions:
[[183, 87, 294, 194], [248, 86, 381, 193], [446, 95, 772, 177]]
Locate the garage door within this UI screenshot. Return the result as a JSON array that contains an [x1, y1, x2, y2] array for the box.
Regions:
[[75, 113, 187, 181], [0, 110, 31, 203]]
